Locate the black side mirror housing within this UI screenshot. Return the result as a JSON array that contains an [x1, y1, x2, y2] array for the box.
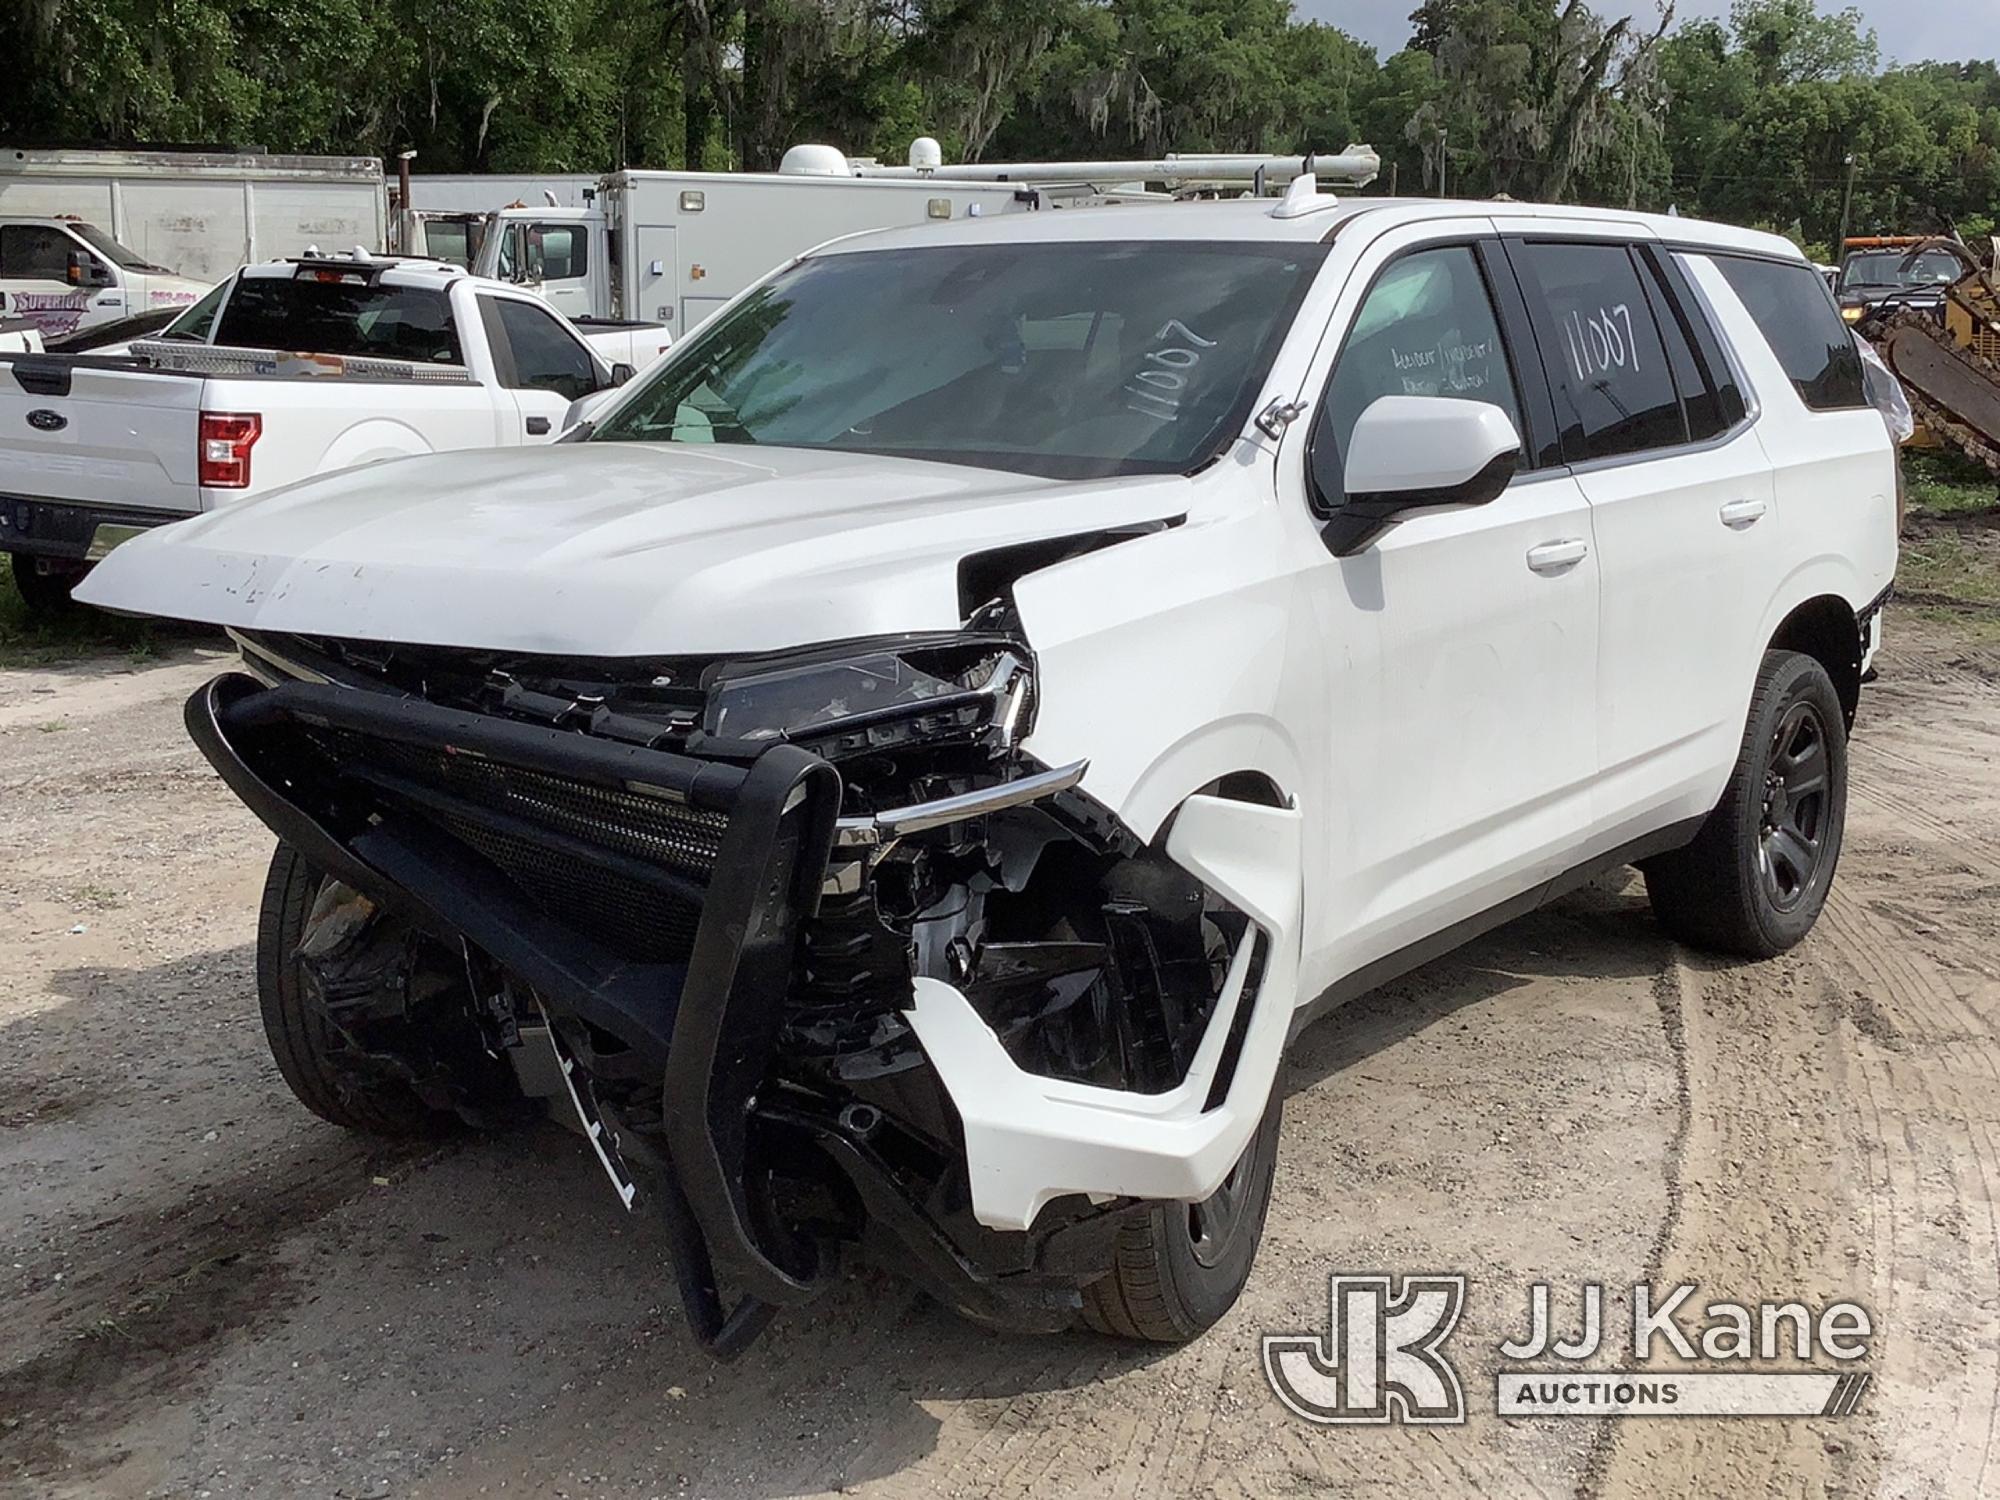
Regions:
[[1319, 451, 1518, 556], [67, 252, 113, 289], [1315, 396, 1525, 557], [610, 361, 636, 388]]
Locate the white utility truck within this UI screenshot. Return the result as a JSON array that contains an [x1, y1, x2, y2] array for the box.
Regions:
[[465, 142, 1382, 332], [396, 174, 601, 268], [0, 148, 390, 334], [0, 252, 654, 611], [0, 215, 212, 339]]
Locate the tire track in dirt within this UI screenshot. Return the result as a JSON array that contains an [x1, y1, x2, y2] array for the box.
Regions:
[[1583, 649, 2000, 1499], [1753, 651, 2000, 1500]]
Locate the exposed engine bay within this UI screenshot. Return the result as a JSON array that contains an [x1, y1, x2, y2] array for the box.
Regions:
[[206, 620, 1269, 1355]]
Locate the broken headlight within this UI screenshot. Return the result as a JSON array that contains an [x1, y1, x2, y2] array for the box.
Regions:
[[701, 638, 1030, 758]]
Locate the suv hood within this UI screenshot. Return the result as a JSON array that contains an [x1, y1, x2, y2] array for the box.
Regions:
[[77, 444, 1189, 656]]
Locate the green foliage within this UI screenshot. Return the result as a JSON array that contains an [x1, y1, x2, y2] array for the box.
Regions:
[[0, 0, 1992, 244]]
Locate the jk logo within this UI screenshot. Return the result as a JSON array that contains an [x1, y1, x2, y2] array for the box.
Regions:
[[1263, 1274, 1467, 1425]]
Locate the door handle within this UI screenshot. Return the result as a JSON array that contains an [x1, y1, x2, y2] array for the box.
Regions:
[[526, 415, 551, 436], [1719, 497, 1767, 528], [1526, 538, 1589, 574]]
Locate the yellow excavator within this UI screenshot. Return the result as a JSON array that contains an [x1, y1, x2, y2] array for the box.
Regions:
[[1858, 236, 2000, 476]]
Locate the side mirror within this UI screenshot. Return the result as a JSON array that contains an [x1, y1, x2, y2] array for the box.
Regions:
[[67, 252, 113, 289], [609, 361, 636, 388], [562, 385, 625, 434], [1317, 396, 1521, 557]]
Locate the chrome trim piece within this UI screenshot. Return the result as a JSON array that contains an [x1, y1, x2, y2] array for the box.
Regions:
[[834, 759, 1088, 847], [228, 628, 331, 685]]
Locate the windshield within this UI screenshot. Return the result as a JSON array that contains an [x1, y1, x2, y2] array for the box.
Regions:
[[589, 241, 1328, 479], [70, 222, 171, 273], [421, 217, 487, 269], [1840, 249, 1959, 290], [160, 280, 227, 341]]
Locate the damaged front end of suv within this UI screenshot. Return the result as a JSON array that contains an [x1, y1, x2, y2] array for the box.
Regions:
[[198, 617, 1288, 1355]]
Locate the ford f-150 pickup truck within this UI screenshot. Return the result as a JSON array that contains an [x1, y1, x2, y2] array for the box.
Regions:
[[0, 252, 667, 611]]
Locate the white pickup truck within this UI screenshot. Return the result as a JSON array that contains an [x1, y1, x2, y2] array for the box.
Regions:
[[0, 253, 668, 611]]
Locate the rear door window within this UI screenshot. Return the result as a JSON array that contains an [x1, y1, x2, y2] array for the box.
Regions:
[[1710, 254, 1867, 411], [1507, 240, 1686, 463], [1644, 249, 1747, 441]]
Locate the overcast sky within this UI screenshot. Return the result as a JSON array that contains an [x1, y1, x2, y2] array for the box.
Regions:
[[1292, 0, 1988, 67]]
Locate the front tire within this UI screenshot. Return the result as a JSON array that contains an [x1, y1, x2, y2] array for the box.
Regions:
[[1080, 1091, 1283, 1342], [256, 841, 441, 1137], [1645, 650, 1848, 958]]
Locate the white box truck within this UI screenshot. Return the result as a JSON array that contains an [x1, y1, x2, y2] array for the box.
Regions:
[[0, 147, 388, 285]]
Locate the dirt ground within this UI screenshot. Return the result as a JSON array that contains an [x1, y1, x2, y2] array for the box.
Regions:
[[2, 613, 1997, 1500]]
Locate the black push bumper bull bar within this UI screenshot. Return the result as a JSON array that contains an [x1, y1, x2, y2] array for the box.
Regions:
[[187, 672, 842, 1355]]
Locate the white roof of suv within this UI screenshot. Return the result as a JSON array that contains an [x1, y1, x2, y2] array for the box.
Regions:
[[817, 195, 1807, 263]]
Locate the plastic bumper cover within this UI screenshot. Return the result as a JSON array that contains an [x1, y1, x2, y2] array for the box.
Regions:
[[905, 793, 1304, 1233]]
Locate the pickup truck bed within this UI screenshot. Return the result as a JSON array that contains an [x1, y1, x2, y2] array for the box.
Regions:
[[1, 252, 665, 608]]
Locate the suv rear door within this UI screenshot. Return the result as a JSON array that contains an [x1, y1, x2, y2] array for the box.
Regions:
[[1498, 230, 1779, 853], [1280, 223, 1600, 977]]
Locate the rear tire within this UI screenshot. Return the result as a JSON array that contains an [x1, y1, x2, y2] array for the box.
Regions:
[[8, 553, 83, 616], [1080, 1091, 1283, 1342], [1644, 650, 1848, 958], [256, 841, 441, 1137]]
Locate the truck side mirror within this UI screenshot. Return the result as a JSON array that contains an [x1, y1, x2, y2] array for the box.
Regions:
[[609, 362, 635, 388], [67, 252, 113, 289]]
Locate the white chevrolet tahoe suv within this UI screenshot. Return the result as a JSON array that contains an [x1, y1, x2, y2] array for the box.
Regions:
[[78, 188, 1897, 1356]]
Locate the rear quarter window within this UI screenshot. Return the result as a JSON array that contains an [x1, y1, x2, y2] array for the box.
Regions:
[[1710, 255, 1866, 412]]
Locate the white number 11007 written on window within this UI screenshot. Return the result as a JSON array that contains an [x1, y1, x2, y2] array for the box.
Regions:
[[1561, 303, 1640, 383]]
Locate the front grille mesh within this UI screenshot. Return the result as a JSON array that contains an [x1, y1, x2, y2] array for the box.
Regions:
[[297, 726, 726, 965]]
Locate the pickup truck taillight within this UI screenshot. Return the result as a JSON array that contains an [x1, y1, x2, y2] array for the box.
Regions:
[[199, 412, 262, 488]]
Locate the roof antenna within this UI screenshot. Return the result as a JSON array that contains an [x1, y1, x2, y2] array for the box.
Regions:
[[1270, 172, 1332, 220]]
